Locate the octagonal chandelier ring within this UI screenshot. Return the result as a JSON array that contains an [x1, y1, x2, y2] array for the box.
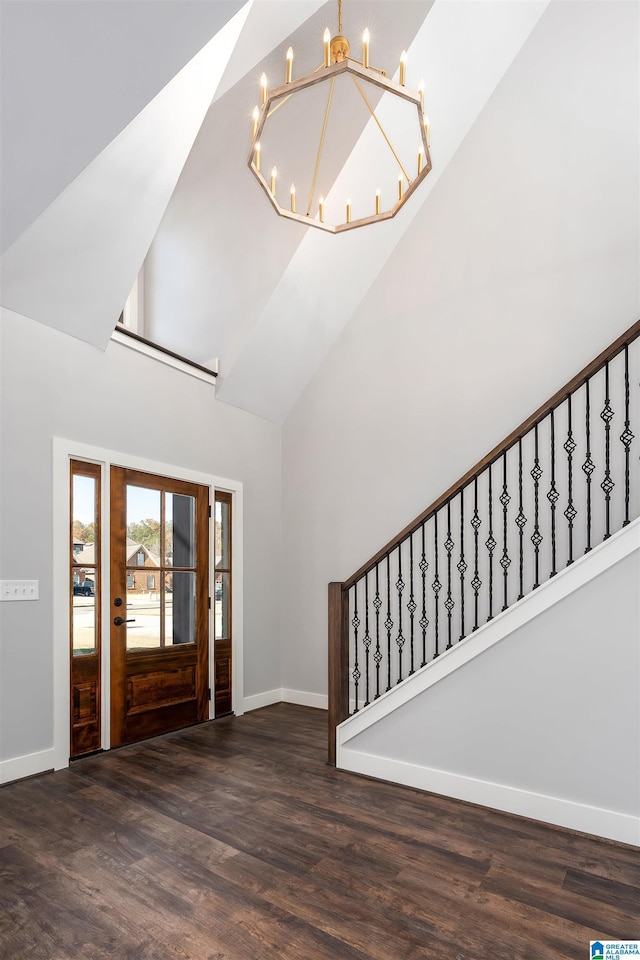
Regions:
[[247, 1, 432, 234]]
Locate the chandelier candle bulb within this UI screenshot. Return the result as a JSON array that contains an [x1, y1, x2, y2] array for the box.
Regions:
[[424, 115, 430, 147], [418, 145, 424, 175], [319, 195, 324, 222], [362, 29, 370, 69], [399, 51, 407, 86], [324, 29, 331, 68], [418, 79, 425, 106], [346, 198, 352, 223], [398, 172, 403, 200], [255, 141, 261, 171], [375, 188, 381, 215], [260, 73, 268, 105], [286, 47, 293, 84], [290, 183, 296, 213], [270, 167, 277, 195], [252, 106, 259, 138]]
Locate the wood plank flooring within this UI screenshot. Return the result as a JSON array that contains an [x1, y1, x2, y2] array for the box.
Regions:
[[1, 703, 638, 959]]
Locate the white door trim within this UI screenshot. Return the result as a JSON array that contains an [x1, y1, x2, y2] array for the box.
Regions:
[[53, 437, 243, 771]]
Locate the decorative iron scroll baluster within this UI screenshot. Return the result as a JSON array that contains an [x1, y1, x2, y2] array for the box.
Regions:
[[444, 501, 454, 650], [471, 477, 481, 630], [499, 450, 511, 611], [547, 408, 559, 576], [516, 438, 526, 599], [621, 344, 634, 526], [385, 554, 392, 691], [531, 423, 543, 587], [419, 524, 428, 667], [363, 573, 371, 706], [600, 361, 614, 540], [396, 547, 405, 683], [564, 393, 576, 564], [351, 583, 360, 712], [433, 511, 441, 657], [486, 465, 495, 620], [373, 563, 382, 699], [458, 492, 466, 641], [408, 535, 416, 675], [583, 379, 594, 552]]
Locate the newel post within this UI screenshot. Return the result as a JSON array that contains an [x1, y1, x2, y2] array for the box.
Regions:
[[328, 581, 349, 765]]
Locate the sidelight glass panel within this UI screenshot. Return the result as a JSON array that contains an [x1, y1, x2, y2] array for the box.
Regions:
[[72, 568, 98, 655], [165, 571, 196, 646], [214, 572, 230, 640], [165, 493, 195, 567], [215, 499, 230, 568], [126, 575, 161, 650]]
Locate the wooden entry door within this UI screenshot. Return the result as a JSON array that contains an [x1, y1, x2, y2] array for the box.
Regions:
[[110, 467, 210, 747]]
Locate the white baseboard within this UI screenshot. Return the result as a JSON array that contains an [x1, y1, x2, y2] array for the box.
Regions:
[[340, 749, 640, 847], [0, 748, 55, 785], [243, 688, 328, 713]]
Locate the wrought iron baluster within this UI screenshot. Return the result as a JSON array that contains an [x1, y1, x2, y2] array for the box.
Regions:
[[363, 572, 371, 706], [486, 465, 496, 621], [419, 523, 428, 667], [531, 423, 543, 587], [384, 554, 393, 691], [396, 547, 405, 683], [458, 492, 467, 641], [583, 379, 594, 552], [351, 583, 360, 712], [499, 451, 511, 611], [408, 535, 416, 675], [444, 501, 454, 649], [600, 361, 614, 540], [621, 344, 634, 526], [373, 563, 382, 699], [433, 511, 441, 657], [547, 408, 559, 576], [515, 438, 526, 599], [471, 477, 482, 630], [564, 394, 576, 564]]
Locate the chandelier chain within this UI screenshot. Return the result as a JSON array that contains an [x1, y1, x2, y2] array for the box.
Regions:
[[338, 0, 342, 35]]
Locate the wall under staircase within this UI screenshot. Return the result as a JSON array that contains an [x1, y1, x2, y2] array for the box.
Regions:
[[337, 519, 639, 846]]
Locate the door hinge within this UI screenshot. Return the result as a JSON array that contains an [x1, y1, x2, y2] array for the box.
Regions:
[[208, 505, 212, 518], [208, 687, 212, 700], [208, 596, 211, 609]]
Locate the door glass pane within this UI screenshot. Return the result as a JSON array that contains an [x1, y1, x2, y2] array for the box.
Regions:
[[214, 572, 230, 639], [72, 568, 98, 655], [72, 474, 97, 546], [165, 493, 195, 567], [126, 575, 161, 650], [215, 499, 230, 568], [165, 571, 196, 645], [126, 485, 162, 561]]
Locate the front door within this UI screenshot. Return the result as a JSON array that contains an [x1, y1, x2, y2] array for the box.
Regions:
[[110, 466, 210, 747]]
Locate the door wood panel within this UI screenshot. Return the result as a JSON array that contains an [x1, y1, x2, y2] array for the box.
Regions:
[[110, 466, 209, 747]]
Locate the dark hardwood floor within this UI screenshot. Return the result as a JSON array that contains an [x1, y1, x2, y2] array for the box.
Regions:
[[1, 703, 638, 959]]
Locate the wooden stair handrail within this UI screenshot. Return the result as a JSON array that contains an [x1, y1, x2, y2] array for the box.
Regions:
[[343, 319, 640, 590]]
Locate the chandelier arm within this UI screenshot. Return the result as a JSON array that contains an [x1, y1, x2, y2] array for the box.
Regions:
[[306, 76, 336, 217], [350, 75, 412, 185], [266, 64, 326, 120]]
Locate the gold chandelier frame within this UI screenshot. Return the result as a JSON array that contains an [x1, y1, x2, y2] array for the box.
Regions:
[[247, 10, 432, 234]]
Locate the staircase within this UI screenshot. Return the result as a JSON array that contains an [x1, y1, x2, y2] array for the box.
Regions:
[[328, 320, 640, 844]]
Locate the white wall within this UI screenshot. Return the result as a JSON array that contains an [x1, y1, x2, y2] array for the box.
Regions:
[[339, 546, 640, 845], [280, 0, 640, 698], [0, 309, 281, 764]]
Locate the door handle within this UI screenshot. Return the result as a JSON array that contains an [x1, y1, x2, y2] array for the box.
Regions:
[[113, 617, 135, 626]]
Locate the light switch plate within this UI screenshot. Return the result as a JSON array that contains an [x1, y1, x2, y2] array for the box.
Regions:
[[0, 580, 39, 601]]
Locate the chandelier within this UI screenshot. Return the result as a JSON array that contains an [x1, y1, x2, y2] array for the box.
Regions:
[[248, 0, 431, 233]]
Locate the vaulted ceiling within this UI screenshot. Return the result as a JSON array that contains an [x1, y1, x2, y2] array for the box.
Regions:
[[1, 0, 550, 422]]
